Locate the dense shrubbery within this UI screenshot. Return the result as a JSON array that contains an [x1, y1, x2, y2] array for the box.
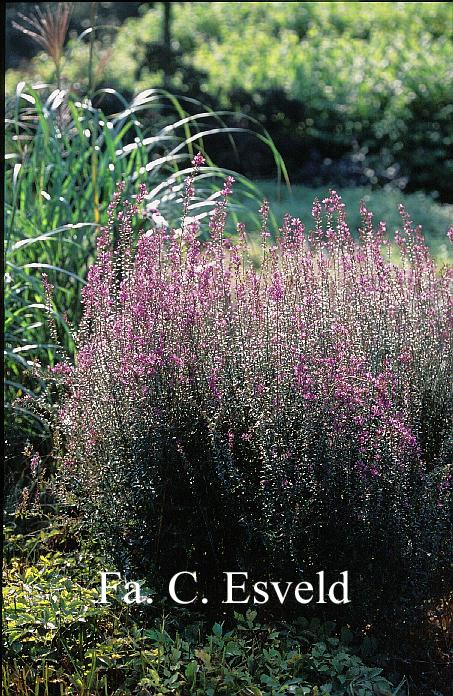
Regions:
[[7, 2, 452, 198], [45, 160, 452, 632]]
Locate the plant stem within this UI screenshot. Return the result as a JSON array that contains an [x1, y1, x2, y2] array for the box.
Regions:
[[88, 2, 98, 96]]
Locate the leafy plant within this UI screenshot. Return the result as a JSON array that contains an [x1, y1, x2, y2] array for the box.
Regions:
[[3, 519, 402, 695], [8, 2, 452, 197]]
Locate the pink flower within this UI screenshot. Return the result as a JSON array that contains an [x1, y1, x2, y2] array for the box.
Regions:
[[192, 153, 205, 168], [30, 452, 41, 476]]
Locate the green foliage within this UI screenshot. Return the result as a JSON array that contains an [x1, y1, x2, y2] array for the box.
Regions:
[[119, 2, 453, 197], [3, 521, 401, 695], [7, 2, 451, 196]]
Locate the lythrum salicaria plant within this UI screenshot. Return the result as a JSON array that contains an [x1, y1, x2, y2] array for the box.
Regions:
[[51, 156, 452, 626]]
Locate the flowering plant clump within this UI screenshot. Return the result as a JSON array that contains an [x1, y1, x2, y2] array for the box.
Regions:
[[54, 157, 452, 624]]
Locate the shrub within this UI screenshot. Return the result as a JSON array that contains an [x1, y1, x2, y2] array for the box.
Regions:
[[9, 2, 451, 197], [52, 159, 452, 630]]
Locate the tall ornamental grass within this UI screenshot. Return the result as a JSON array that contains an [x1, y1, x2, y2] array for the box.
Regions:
[[49, 158, 452, 627]]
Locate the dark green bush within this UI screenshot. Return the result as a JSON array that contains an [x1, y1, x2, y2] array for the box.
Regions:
[[9, 2, 450, 198]]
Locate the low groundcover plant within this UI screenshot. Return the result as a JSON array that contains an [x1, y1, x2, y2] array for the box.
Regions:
[[42, 155, 451, 632]]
